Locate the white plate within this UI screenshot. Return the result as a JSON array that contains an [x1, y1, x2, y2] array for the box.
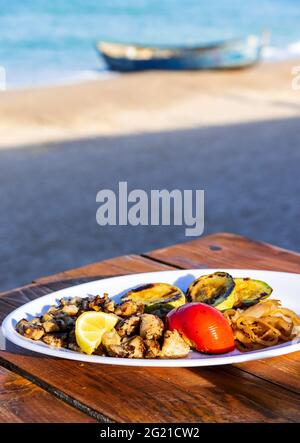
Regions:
[[2, 269, 300, 367]]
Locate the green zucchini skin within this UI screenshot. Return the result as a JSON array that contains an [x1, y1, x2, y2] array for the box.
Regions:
[[186, 272, 235, 307], [122, 282, 186, 313], [215, 277, 273, 311], [232, 278, 273, 308]]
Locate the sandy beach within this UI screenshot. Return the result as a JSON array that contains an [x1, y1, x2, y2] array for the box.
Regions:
[[0, 60, 299, 148], [1, 60, 300, 292]]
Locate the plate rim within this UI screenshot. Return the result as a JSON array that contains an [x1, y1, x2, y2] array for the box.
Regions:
[[2, 268, 300, 367]]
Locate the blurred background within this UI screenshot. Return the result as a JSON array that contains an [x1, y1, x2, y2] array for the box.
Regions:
[[1, 0, 300, 88], [0, 0, 300, 292]]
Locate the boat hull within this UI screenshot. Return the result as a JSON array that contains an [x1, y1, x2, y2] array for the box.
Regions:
[[97, 36, 264, 72]]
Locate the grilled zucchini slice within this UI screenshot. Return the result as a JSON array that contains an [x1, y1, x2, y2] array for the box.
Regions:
[[122, 283, 186, 313], [186, 272, 235, 307], [216, 277, 272, 310]]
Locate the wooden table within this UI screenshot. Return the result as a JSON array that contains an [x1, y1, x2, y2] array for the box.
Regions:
[[1, 232, 300, 423]]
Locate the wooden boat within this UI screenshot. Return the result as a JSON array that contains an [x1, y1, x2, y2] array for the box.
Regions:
[[96, 34, 266, 72]]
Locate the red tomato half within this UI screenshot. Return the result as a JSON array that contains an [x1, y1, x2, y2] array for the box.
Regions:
[[167, 302, 235, 354]]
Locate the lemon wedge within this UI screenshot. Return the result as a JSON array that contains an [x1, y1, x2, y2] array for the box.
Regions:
[[75, 311, 118, 355]]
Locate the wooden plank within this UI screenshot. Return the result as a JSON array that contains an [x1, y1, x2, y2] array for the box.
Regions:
[[34, 254, 173, 284], [144, 232, 300, 273], [1, 253, 300, 422], [1, 351, 300, 423], [235, 352, 300, 393], [0, 284, 53, 321], [144, 232, 300, 393], [0, 365, 96, 423]]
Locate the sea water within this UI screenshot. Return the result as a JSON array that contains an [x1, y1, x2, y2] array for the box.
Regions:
[[0, 0, 299, 88]]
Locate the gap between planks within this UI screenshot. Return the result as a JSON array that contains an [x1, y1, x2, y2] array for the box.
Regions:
[[141, 252, 300, 398], [1, 247, 300, 421], [0, 354, 114, 423]]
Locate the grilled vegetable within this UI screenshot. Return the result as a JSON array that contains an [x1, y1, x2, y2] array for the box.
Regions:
[[186, 272, 235, 307], [167, 302, 235, 354], [122, 283, 186, 313], [216, 277, 272, 310]]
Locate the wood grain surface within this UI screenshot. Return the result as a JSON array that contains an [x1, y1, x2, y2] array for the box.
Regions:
[[0, 365, 96, 423], [144, 232, 300, 273], [144, 232, 300, 394], [1, 233, 300, 423]]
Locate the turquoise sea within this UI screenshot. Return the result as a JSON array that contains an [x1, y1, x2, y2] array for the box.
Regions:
[[0, 0, 300, 88]]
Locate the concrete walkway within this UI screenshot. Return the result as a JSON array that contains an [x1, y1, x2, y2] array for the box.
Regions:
[[1, 116, 299, 291]]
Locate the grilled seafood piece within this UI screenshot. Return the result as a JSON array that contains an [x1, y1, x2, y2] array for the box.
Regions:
[[160, 330, 190, 358], [139, 314, 164, 340], [115, 315, 141, 337], [15, 292, 190, 359]]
